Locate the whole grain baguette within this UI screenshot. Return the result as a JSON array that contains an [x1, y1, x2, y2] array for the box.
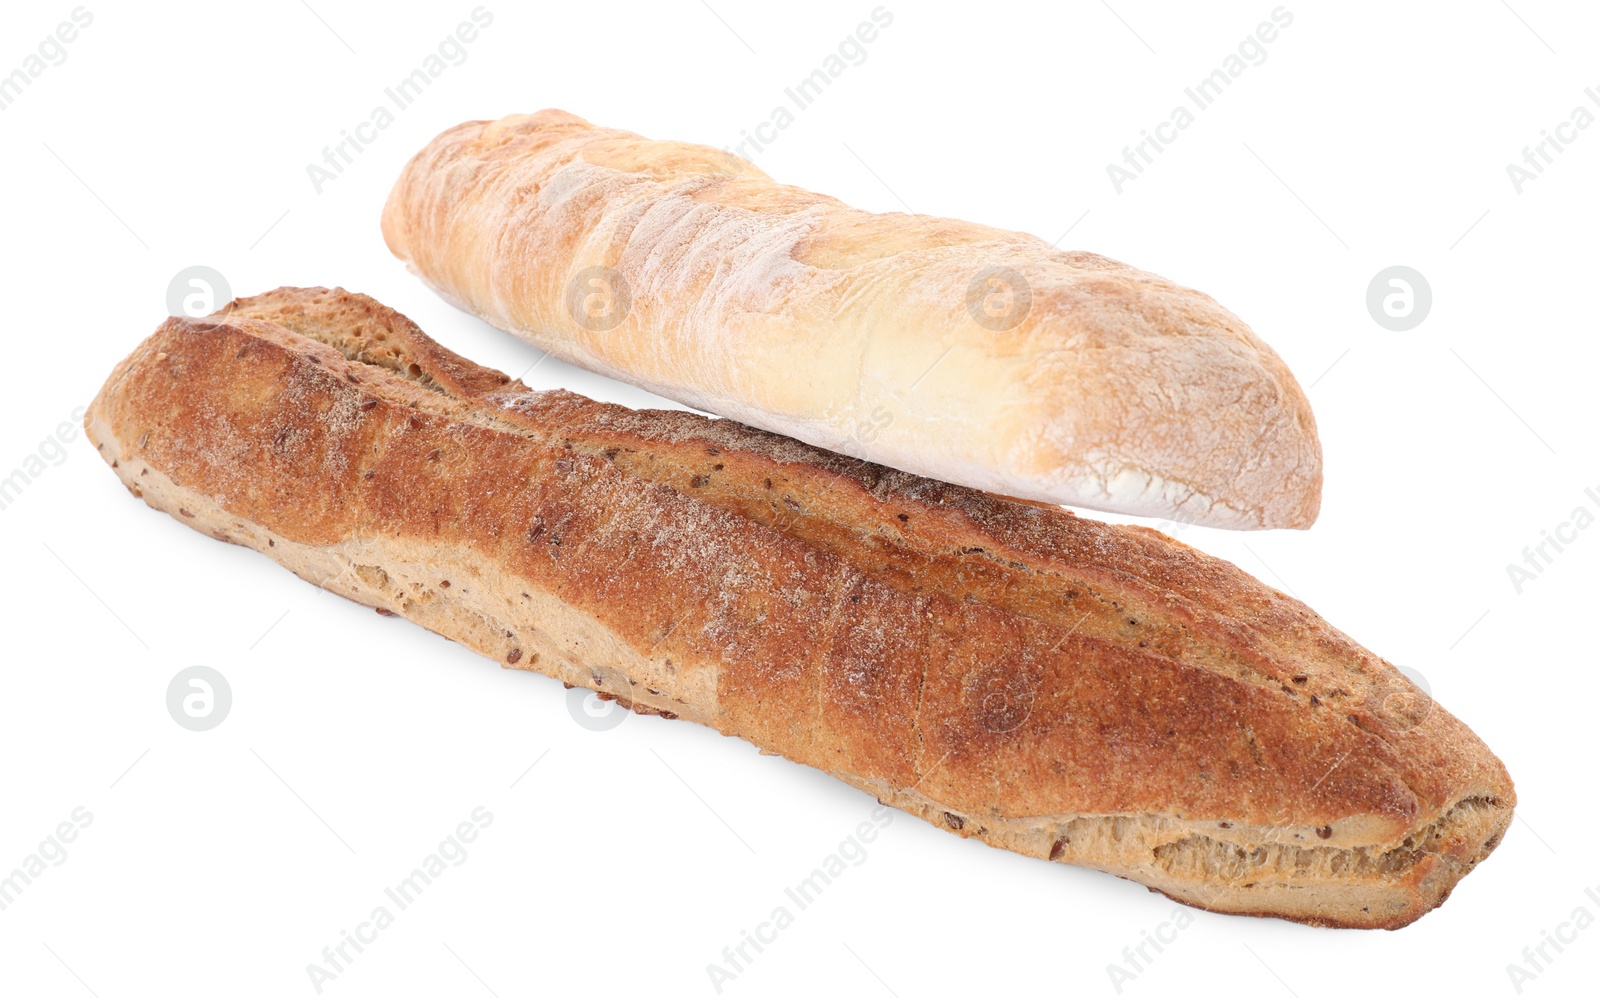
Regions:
[[86, 288, 1510, 927], [381, 110, 1322, 530]]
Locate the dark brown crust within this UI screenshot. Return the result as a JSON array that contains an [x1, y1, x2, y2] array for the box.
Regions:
[[85, 288, 1514, 926]]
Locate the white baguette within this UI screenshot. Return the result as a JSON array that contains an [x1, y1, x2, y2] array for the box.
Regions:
[[381, 110, 1323, 529]]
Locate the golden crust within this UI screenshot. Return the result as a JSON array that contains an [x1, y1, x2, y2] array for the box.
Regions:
[[85, 288, 1508, 927], [381, 110, 1323, 529]]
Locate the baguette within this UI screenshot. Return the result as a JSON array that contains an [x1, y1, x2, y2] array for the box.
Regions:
[[86, 288, 1511, 927], [381, 110, 1322, 530]]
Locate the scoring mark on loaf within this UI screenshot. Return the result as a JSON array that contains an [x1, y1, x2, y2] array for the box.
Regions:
[[115, 325, 1410, 776]]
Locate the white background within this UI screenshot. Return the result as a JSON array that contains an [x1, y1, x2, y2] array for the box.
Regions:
[[1, 1, 1596, 995]]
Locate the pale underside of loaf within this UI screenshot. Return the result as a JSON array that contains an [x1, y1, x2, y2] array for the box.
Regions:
[[381, 110, 1324, 530], [85, 289, 1511, 928]]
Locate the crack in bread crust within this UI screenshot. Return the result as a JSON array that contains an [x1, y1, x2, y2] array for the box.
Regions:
[[856, 780, 1509, 929], [85, 287, 1514, 928]]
